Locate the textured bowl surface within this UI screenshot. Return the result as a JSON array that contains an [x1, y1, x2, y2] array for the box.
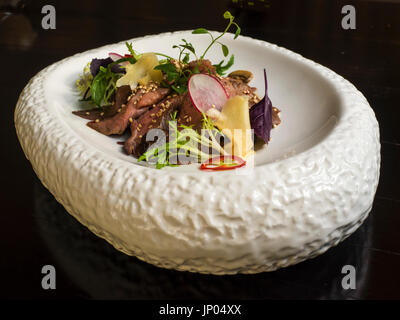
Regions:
[[15, 31, 380, 274]]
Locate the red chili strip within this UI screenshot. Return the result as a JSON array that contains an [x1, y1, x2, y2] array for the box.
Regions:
[[200, 155, 246, 171]]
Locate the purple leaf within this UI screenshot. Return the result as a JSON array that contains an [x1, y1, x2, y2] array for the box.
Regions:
[[249, 69, 273, 143], [90, 57, 125, 76]]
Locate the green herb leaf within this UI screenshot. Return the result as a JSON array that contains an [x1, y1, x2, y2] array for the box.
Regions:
[[90, 70, 107, 106], [223, 11, 233, 20], [181, 39, 196, 54], [154, 62, 178, 74], [125, 42, 141, 60], [89, 63, 123, 106], [221, 43, 229, 57], [182, 52, 190, 64], [234, 25, 241, 39], [155, 62, 181, 82], [213, 54, 235, 76], [192, 28, 208, 34], [171, 84, 187, 94], [180, 44, 195, 55]]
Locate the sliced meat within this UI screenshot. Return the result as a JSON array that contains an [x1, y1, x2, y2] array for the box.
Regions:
[[106, 85, 132, 115], [220, 77, 259, 106], [137, 87, 171, 108], [124, 94, 184, 157], [72, 106, 109, 121], [87, 90, 144, 135], [72, 85, 131, 120], [176, 93, 203, 131], [185, 59, 217, 75]]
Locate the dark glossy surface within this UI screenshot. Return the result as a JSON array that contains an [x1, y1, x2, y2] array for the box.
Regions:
[[1, 0, 399, 299]]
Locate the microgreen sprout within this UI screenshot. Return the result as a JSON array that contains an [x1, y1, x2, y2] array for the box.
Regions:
[[138, 113, 227, 168], [125, 42, 142, 61], [152, 11, 241, 94], [192, 11, 240, 61]]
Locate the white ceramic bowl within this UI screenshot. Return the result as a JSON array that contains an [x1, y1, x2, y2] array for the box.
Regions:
[[15, 31, 380, 274]]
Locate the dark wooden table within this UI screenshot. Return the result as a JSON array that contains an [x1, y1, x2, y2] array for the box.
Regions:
[[1, 0, 399, 300]]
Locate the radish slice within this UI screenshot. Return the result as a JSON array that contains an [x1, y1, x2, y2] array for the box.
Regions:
[[109, 52, 123, 61], [109, 52, 131, 66], [188, 74, 228, 113]]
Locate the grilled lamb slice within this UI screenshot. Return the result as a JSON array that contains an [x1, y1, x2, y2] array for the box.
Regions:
[[72, 85, 131, 120], [124, 95, 184, 157], [87, 90, 144, 135], [106, 85, 132, 115], [176, 93, 203, 131], [184, 59, 217, 75], [136, 87, 171, 108], [72, 106, 109, 121], [220, 77, 259, 106]]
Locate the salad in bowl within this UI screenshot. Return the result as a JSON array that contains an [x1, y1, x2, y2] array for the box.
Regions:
[[73, 11, 281, 171]]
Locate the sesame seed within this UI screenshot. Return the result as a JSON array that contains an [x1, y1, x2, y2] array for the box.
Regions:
[[121, 104, 126, 108], [95, 119, 99, 123], [129, 117, 133, 123], [139, 135, 142, 138], [117, 108, 121, 112], [100, 112, 104, 116], [85, 112, 90, 115]]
